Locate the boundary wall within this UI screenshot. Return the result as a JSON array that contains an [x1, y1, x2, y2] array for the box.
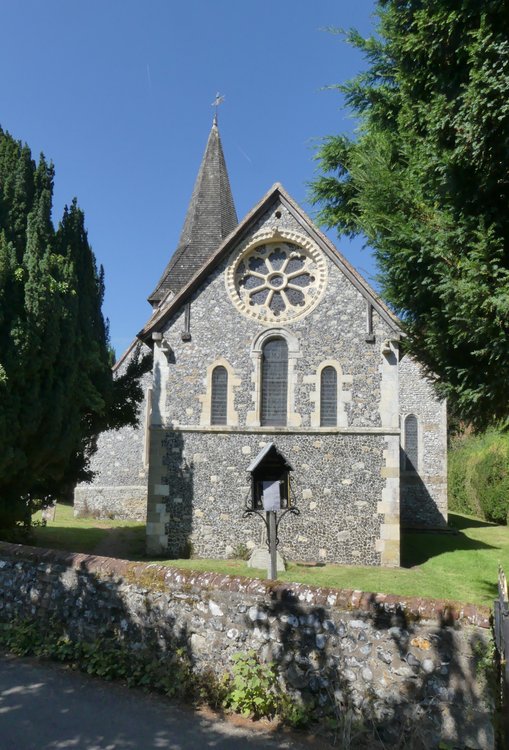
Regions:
[[0, 543, 494, 749]]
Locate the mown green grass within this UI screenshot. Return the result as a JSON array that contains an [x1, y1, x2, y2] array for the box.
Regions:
[[27, 504, 509, 608], [31, 503, 145, 557]]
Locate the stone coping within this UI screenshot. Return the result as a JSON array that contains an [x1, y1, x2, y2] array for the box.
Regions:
[[150, 425, 401, 435], [0, 542, 490, 629]]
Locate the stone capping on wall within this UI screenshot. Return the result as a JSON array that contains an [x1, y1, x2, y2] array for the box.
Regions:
[[0, 542, 490, 629], [154, 425, 401, 434]]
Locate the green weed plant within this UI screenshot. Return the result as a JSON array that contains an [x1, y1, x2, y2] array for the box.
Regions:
[[223, 650, 279, 718]]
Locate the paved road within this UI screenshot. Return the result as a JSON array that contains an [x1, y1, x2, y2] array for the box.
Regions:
[[0, 654, 321, 750]]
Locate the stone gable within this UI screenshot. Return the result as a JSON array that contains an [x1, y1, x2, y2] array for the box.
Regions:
[[75, 125, 447, 568]]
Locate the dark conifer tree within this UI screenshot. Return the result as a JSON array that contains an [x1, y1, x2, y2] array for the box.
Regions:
[[0, 128, 150, 525], [311, 1, 509, 429]]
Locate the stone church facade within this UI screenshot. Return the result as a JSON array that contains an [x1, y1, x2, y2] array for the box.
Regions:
[[75, 120, 447, 567]]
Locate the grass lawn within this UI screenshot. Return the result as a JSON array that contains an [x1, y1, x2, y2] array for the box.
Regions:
[[26, 504, 509, 608], [31, 503, 146, 559]]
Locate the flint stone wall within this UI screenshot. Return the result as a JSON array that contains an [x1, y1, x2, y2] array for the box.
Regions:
[[0, 543, 493, 749], [399, 356, 448, 528], [151, 428, 387, 565], [147, 200, 403, 564], [74, 343, 152, 522], [159, 202, 396, 430]]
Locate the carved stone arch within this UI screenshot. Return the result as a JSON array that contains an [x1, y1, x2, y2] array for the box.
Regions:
[[198, 357, 241, 427], [246, 327, 302, 428]]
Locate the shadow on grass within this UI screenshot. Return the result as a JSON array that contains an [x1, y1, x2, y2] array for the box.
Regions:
[[448, 512, 499, 530], [401, 526, 497, 568], [30, 525, 146, 559], [93, 526, 147, 559], [476, 578, 499, 602]]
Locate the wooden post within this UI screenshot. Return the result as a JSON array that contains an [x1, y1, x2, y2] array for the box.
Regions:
[[267, 511, 277, 580]]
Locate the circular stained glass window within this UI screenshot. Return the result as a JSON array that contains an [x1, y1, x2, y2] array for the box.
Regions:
[[226, 230, 327, 324]]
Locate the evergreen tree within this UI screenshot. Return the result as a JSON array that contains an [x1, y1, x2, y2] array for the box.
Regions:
[[0, 128, 150, 525], [311, 1, 509, 429]]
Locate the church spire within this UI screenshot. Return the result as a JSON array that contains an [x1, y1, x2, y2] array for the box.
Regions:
[[148, 118, 238, 306]]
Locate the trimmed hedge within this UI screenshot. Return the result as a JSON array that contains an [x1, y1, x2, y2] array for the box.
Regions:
[[448, 429, 509, 524]]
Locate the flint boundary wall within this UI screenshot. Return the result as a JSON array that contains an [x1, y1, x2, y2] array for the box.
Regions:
[[0, 543, 494, 749]]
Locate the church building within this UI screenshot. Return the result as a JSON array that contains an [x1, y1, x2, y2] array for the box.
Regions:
[[74, 118, 447, 568]]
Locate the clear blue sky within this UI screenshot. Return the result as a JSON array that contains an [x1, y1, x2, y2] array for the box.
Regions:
[[1, 1, 378, 356]]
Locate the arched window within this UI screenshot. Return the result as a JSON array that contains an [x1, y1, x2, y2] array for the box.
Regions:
[[211, 366, 228, 425], [404, 414, 418, 470], [320, 366, 337, 426], [261, 338, 288, 426]]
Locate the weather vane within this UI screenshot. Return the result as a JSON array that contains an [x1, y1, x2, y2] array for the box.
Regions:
[[211, 92, 225, 124]]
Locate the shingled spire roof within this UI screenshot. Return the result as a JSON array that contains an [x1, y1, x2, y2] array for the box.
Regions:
[[148, 118, 238, 306]]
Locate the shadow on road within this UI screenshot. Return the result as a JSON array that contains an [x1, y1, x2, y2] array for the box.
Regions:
[[0, 654, 315, 750]]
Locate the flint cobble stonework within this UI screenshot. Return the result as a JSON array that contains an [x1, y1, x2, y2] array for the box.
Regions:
[[77, 193, 447, 568], [152, 429, 388, 564], [399, 356, 447, 528], [146, 200, 403, 565], [74, 345, 152, 521], [159, 204, 395, 430], [0, 543, 493, 749]]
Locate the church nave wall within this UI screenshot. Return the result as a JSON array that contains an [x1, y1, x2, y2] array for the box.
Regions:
[[146, 428, 398, 566]]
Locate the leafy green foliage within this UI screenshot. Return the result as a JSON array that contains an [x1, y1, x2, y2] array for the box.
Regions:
[[0, 127, 151, 524], [0, 621, 309, 725], [279, 695, 315, 729], [229, 543, 251, 561], [448, 439, 480, 517], [223, 650, 279, 718], [311, 2, 509, 428], [449, 429, 509, 523], [473, 636, 496, 683], [0, 619, 226, 705], [472, 447, 509, 524], [222, 650, 313, 726]]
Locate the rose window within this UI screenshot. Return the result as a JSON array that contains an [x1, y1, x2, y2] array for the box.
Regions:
[[226, 233, 327, 324]]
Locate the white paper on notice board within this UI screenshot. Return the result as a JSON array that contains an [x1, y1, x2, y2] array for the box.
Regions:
[[262, 480, 280, 511]]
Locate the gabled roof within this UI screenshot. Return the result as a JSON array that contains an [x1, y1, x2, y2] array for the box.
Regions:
[[138, 182, 402, 341], [147, 118, 238, 306], [247, 442, 294, 473]]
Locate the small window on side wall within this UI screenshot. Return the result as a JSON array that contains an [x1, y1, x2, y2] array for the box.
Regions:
[[404, 414, 418, 470], [320, 366, 337, 426], [211, 365, 228, 425]]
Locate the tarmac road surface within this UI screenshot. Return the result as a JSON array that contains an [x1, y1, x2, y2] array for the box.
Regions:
[[0, 654, 323, 750]]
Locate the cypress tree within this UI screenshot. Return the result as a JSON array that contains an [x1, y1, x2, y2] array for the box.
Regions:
[[0, 128, 150, 525]]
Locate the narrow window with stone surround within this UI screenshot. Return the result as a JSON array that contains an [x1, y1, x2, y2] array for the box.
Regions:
[[306, 360, 350, 428], [247, 328, 301, 428], [404, 414, 418, 471], [261, 338, 288, 426], [199, 358, 240, 427], [320, 366, 337, 426], [211, 366, 228, 425]]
